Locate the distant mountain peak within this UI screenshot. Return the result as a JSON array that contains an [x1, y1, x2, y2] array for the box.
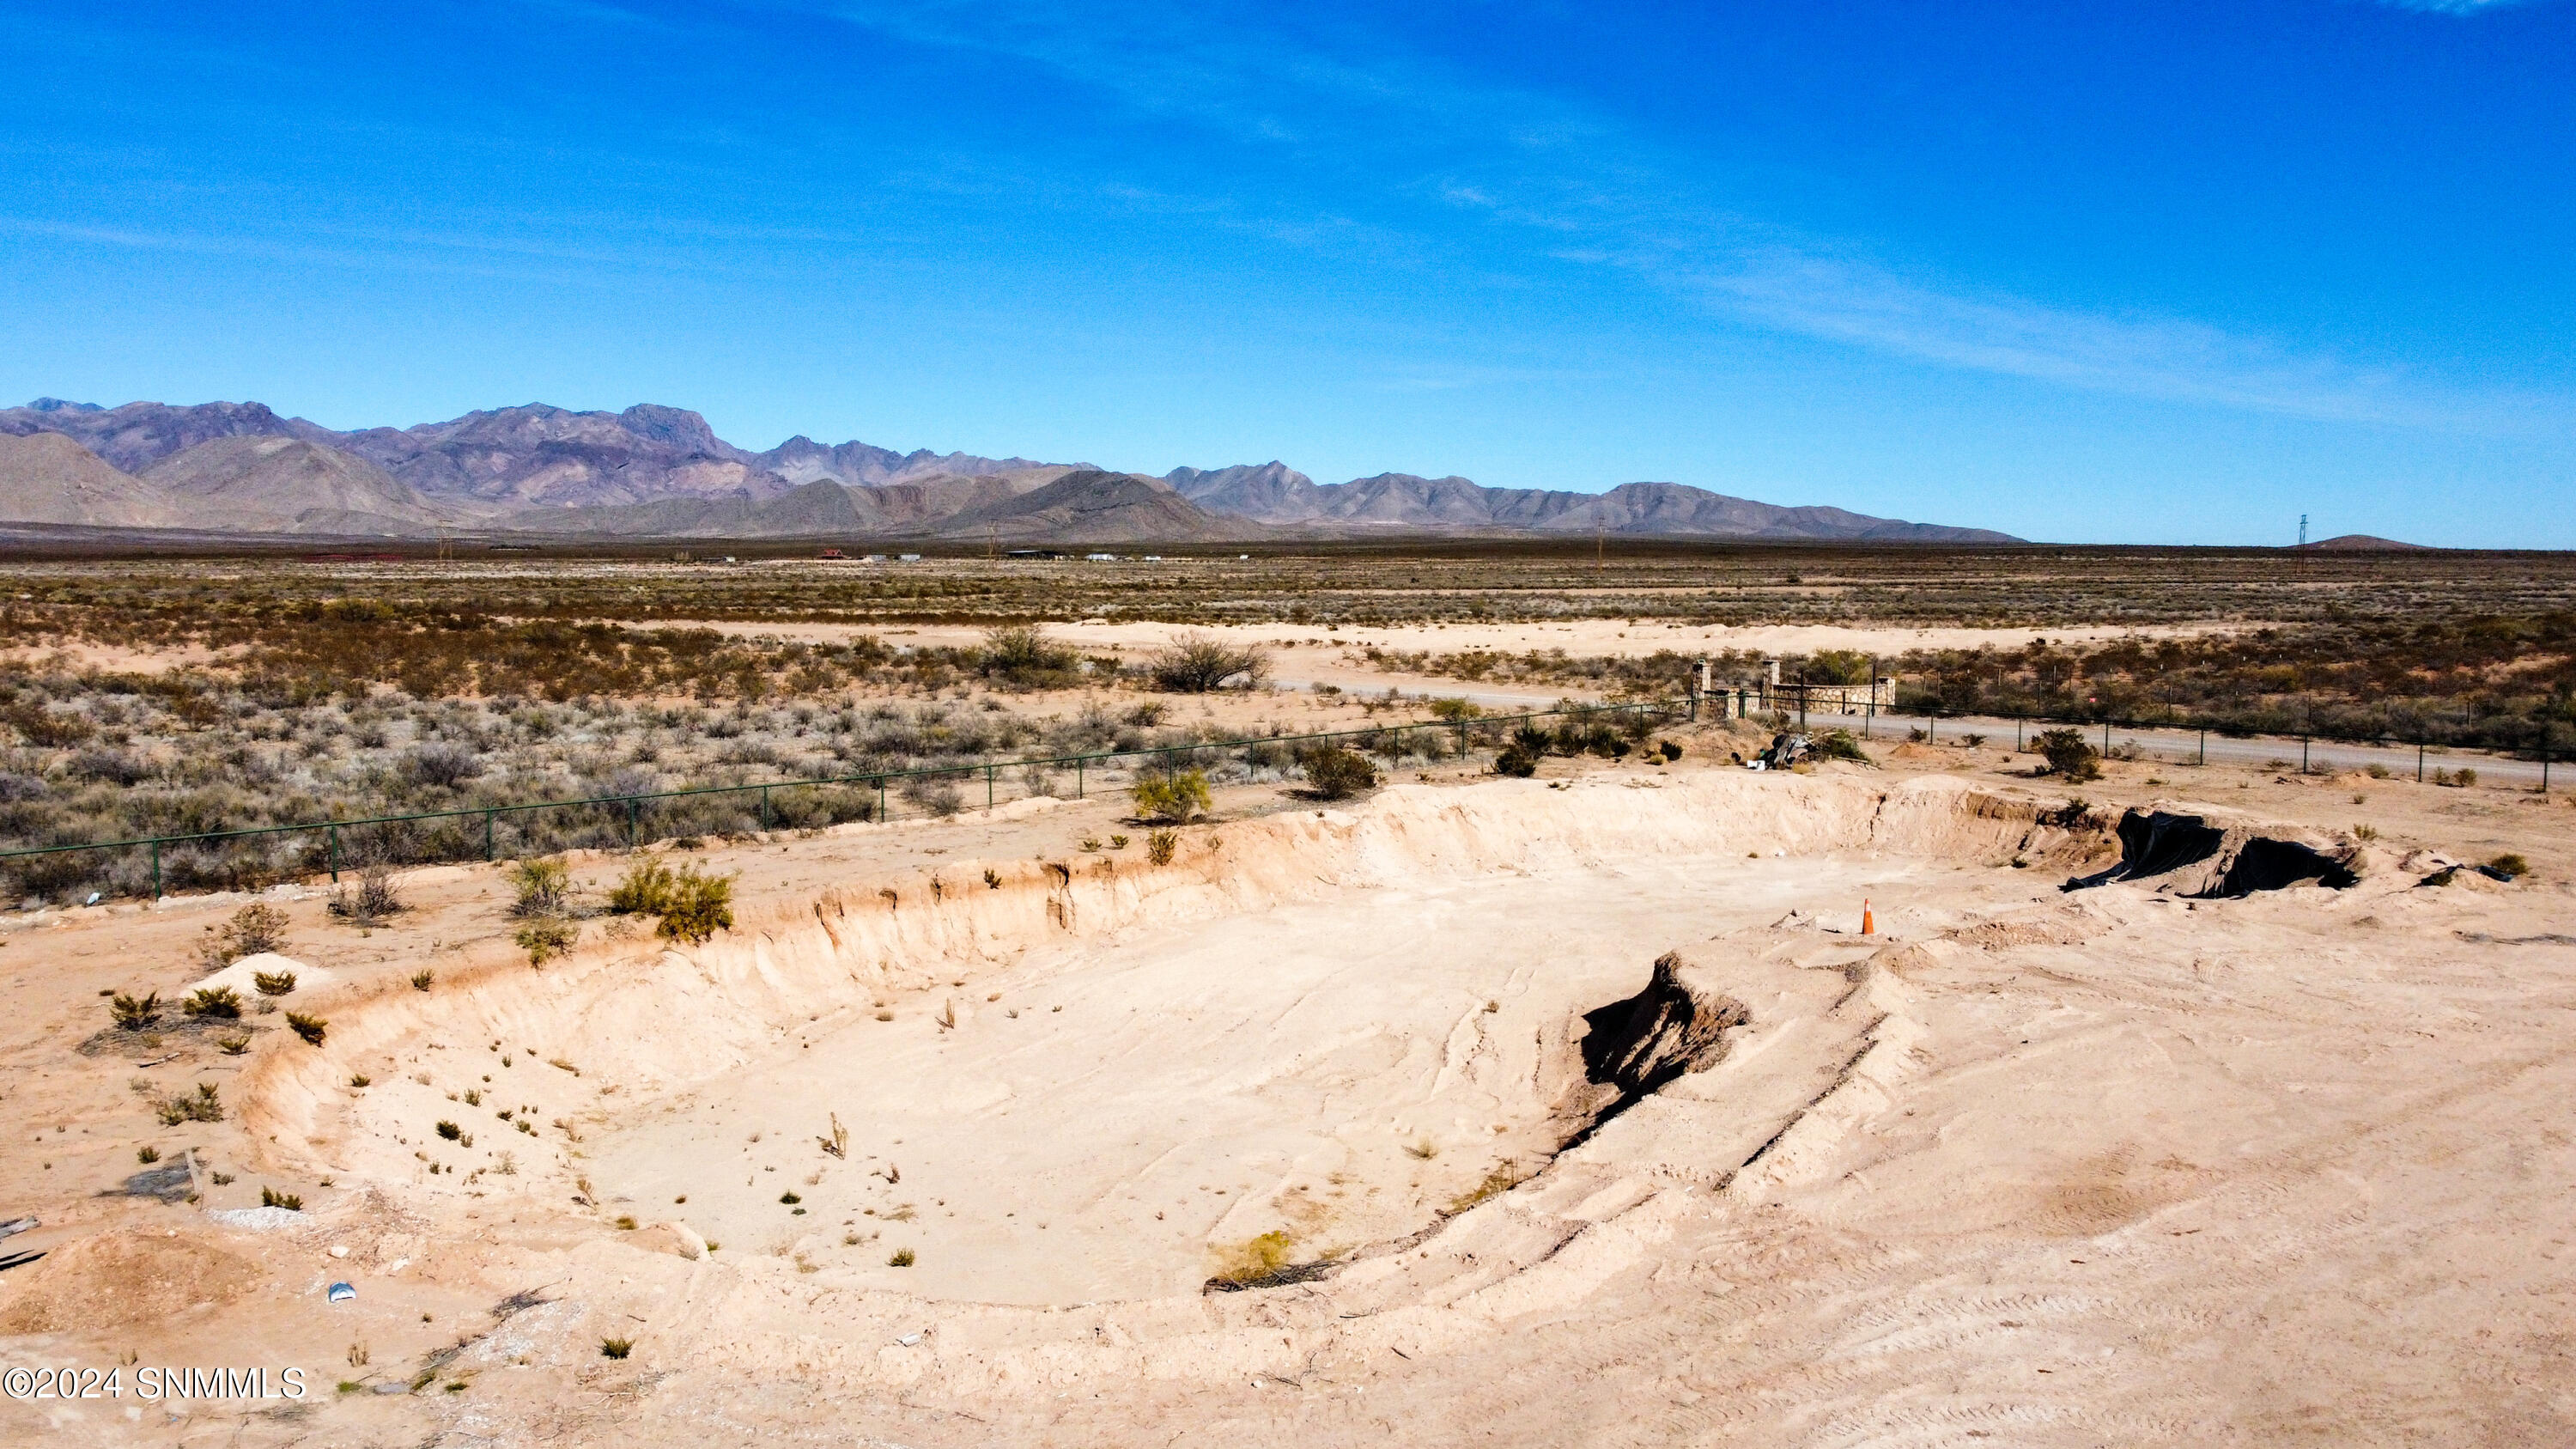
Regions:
[[0, 395, 2018, 543]]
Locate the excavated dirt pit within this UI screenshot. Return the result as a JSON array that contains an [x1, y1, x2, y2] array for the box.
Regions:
[[55, 763, 2576, 1448], [248, 775, 2119, 1311]]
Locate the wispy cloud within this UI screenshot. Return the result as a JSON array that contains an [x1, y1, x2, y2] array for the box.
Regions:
[[812, 1, 2561, 437]]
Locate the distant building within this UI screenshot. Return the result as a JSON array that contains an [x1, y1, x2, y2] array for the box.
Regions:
[[818, 547, 847, 559], [897, 553, 923, 563], [1086, 552, 1118, 562]]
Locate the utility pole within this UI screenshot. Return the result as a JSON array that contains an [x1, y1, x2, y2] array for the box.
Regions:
[[2299, 514, 2308, 547]]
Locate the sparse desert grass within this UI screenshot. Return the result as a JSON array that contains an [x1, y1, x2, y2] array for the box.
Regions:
[[109, 991, 159, 1029], [599, 1338, 632, 1360], [1146, 829, 1177, 866], [285, 1010, 327, 1045], [260, 1185, 302, 1210], [251, 967, 296, 995], [514, 916, 576, 966]]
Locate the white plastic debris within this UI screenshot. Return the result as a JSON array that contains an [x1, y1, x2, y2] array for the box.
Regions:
[[327, 1282, 356, 1303]]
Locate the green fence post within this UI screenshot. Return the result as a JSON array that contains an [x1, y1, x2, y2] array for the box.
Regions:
[[760, 786, 771, 831], [2103, 720, 2111, 755], [2418, 741, 2426, 782], [327, 824, 339, 883], [150, 839, 161, 901], [986, 762, 995, 812], [627, 796, 639, 847], [878, 776, 888, 820], [2301, 734, 2311, 772], [1077, 758, 1084, 799], [484, 809, 495, 861], [2198, 727, 2206, 765]]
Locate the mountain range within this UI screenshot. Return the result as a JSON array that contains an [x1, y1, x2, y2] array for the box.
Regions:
[[0, 398, 2019, 544]]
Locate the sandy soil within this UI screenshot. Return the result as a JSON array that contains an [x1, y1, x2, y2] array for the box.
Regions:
[[3, 730, 2573, 1446]]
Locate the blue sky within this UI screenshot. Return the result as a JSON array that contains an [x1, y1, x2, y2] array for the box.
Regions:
[[2, 1, 2570, 545]]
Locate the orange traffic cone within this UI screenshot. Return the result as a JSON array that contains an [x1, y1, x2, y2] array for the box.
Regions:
[[1861, 898, 1874, 935]]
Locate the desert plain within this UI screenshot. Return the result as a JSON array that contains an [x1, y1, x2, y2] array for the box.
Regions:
[[0, 545, 2570, 1446]]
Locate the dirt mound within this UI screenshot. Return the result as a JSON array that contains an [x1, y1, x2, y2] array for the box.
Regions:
[[0, 1229, 259, 1332], [2067, 805, 2360, 896]]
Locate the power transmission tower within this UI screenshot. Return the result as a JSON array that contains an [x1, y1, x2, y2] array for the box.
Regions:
[[2298, 514, 2307, 547]]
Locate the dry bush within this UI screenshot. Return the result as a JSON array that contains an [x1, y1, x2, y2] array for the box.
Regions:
[[1145, 829, 1178, 866], [654, 865, 734, 945], [260, 1185, 302, 1210], [607, 856, 675, 916], [2033, 728, 2102, 782], [509, 856, 573, 917], [1297, 747, 1377, 800], [109, 991, 160, 1030], [204, 903, 288, 966], [251, 968, 297, 996], [1146, 632, 1271, 693], [285, 1011, 327, 1045], [975, 625, 1079, 689], [515, 917, 576, 966], [328, 865, 404, 924]]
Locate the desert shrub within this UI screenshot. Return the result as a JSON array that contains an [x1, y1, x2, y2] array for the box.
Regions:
[[216, 902, 289, 961], [1809, 730, 1872, 764], [406, 742, 483, 788], [2488, 853, 2530, 880], [157, 1081, 223, 1124], [607, 856, 676, 916], [328, 865, 404, 924], [901, 777, 965, 817], [1656, 739, 1683, 761], [260, 1185, 302, 1210], [252, 968, 297, 996], [509, 856, 573, 917], [410, 968, 434, 991], [435, 1120, 461, 1141], [1426, 697, 1482, 722], [185, 985, 243, 1020], [515, 916, 577, 966], [2033, 728, 2102, 782], [137, 1145, 160, 1164], [887, 1247, 915, 1267], [1132, 770, 1212, 822], [599, 1338, 632, 1360], [1492, 744, 1539, 777], [1146, 829, 1178, 866], [2365, 763, 2393, 779], [217, 1033, 250, 1055], [285, 1010, 327, 1045], [109, 991, 161, 1030], [654, 865, 734, 945], [1146, 632, 1271, 692], [976, 625, 1079, 689], [1297, 748, 1377, 800]]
